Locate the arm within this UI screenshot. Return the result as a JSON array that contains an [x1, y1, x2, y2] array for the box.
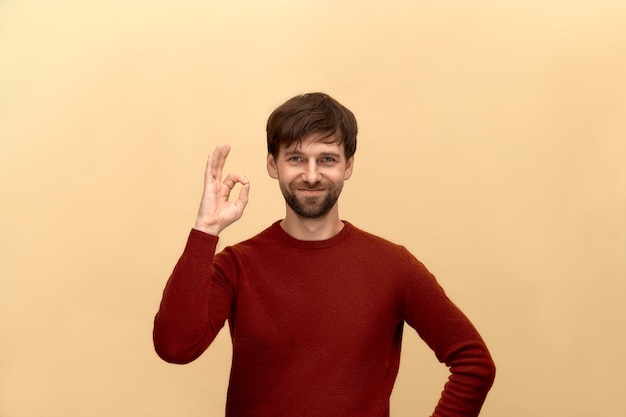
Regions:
[[153, 145, 250, 363], [402, 255, 496, 416]]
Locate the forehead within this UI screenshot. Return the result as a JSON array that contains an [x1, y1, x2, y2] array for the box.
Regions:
[[280, 133, 345, 156]]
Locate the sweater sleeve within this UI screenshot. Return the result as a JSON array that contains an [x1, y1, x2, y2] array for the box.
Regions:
[[153, 229, 234, 364], [401, 252, 496, 417]]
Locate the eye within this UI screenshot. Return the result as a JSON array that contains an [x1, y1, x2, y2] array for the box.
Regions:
[[288, 156, 304, 163], [320, 157, 337, 165]]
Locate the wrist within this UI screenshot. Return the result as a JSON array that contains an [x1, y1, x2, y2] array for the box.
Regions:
[[193, 221, 222, 236]]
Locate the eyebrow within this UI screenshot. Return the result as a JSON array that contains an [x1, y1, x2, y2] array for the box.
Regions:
[[283, 150, 342, 159]]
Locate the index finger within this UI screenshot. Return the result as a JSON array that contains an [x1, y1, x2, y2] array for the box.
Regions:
[[210, 144, 231, 181]]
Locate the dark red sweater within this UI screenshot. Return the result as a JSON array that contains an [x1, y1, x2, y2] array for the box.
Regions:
[[154, 221, 495, 416]]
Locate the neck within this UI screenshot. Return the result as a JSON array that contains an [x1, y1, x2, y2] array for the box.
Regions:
[[280, 206, 344, 241]]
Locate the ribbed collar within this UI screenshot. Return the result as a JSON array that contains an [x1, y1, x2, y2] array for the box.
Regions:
[[267, 220, 355, 250]]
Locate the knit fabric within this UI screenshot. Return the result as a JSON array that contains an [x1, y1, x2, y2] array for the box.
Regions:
[[154, 221, 495, 416]]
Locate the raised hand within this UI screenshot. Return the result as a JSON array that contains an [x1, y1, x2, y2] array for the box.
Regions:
[[193, 144, 250, 236]]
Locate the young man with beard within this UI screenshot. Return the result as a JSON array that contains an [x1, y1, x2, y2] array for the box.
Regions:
[[153, 93, 496, 416]]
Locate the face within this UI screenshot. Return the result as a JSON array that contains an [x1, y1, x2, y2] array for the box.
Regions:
[[267, 135, 354, 219]]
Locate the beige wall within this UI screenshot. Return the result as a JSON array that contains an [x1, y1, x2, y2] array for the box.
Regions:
[[1, 1, 625, 416]]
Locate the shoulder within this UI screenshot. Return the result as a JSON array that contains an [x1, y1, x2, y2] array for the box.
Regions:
[[342, 222, 429, 273], [217, 221, 285, 256], [343, 224, 437, 297], [344, 222, 410, 254]]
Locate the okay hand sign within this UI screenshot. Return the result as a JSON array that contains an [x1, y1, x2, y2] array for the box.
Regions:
[[194, 144, 250, 236]]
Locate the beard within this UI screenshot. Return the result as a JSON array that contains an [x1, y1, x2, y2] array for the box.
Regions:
[[280, 179, 343, 219]]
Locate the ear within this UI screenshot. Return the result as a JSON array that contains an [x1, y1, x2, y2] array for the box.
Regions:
[[343, 156, 354, 180], [267, 153, 279, 179]]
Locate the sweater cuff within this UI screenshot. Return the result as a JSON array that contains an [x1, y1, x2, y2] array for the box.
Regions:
[[184, 228, 220, 257]]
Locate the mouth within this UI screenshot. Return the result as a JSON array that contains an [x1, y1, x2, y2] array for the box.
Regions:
[[291, 181, 328, 194]]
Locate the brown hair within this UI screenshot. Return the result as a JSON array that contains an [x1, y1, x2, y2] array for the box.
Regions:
[[266, 92, 357, 159]]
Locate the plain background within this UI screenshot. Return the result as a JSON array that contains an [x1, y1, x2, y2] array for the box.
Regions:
[[1, 1, 624, 416]]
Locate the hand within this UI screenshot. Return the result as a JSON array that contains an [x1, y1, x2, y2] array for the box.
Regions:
[[194, 144, 250, 235]]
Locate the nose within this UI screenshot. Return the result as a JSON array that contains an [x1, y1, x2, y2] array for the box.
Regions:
[[302, 159, 322, 184]]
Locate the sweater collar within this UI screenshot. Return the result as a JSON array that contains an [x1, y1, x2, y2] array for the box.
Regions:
[[269, 220, 354, 249]]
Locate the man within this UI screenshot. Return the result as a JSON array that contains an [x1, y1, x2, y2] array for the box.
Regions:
[[153, 92, 496, 416]]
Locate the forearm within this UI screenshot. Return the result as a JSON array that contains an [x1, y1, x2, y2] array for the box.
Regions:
[[153, 229, 230, 364], [431, 339, 496, 416]]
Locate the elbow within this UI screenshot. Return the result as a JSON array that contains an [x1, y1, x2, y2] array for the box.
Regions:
[[473, 346, 497, 394], [470, 343, 496, 391], [153, 321, 203, 364], [154, 342, 199, 365], [448, 342, 497, 393], [482, 356, 496, 390]]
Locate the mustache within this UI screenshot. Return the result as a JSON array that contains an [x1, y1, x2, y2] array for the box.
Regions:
[[291, 180, 328, 190]]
